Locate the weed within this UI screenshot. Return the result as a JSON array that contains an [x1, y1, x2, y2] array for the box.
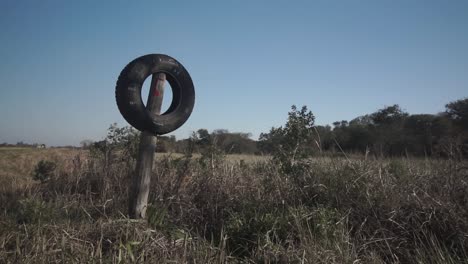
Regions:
[[32, 160, 56, 183], [1, 147, 468, 263]]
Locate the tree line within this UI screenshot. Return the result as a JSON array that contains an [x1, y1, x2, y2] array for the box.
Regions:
[[259, 97, 468, 158], [154, 129, 258, 155], [83, 97, 467, 159]]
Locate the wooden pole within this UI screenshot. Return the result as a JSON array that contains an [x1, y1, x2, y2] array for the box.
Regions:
[[129, 73, 166, 219]]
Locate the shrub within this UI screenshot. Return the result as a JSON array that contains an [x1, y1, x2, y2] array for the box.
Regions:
[[32, 160, 56, 183]]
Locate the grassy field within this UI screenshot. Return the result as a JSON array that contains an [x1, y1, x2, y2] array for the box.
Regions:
[[0, 148, 268, 187], [0, 147, 467, 263]]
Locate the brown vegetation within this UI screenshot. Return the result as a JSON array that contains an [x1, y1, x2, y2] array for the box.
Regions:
[[1, 147, 467, 263]]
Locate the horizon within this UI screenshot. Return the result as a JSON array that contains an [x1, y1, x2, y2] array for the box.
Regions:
[[1, 99, 461, 147], [1, 0, 467, 146]]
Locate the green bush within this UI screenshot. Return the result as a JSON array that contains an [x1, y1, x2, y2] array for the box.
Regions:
[[32, 160, 56, 183], [224, 204, 292, 258], [15, 198, 56, 224]]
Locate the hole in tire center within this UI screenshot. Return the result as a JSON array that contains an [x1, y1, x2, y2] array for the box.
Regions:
[[141, 74, 173, 115]]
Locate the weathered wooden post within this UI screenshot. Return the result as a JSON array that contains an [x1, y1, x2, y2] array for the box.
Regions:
[[129, 73, 166, 218], [115, 54, 195, 219]]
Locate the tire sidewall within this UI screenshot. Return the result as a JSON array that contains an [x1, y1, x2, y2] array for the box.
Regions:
[[115, 54, 195, 135]]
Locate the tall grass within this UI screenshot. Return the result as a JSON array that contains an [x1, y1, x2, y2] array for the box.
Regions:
[[0, 148, 467, 263]]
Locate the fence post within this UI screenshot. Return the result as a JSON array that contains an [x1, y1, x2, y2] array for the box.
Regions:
[[129, 73, 166, 219]]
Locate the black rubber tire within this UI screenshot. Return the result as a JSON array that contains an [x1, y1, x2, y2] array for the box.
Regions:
[[115, 54, 195, 135]]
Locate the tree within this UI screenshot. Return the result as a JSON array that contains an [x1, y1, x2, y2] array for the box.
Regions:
[[258, 105, 316, 173], [89, 123, 140, 165], [403, 114, 437, 155], [313, 125, 333, 152], [445, 98, 468, 158], [155, 135, 177, 153], [210, 130, 257, 154], [370, 104, 408, 126], [80, 139, 94, 149], [349, 114, 373, 126], [258, 129, 282, 154], [370, 105, 409, 156], [446, 98, 468, 130], [195, 129, 211, 147]]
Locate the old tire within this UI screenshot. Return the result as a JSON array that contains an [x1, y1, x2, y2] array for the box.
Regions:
[[115, 54, 195, 135]]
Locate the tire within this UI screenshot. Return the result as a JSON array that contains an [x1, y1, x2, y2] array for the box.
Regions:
[[115, 54, 195, 135]]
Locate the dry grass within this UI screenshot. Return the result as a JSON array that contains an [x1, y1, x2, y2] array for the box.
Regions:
[[1, 148, 467, 263], [154, 152, 270, 163], [0, 147, 83, 175]]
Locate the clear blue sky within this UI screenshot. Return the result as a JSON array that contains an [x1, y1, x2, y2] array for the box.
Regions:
[[1, 0, 467, 146]]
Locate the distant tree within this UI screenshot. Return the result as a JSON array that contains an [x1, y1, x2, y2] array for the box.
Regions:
[[89, 123, 140, 165], [446, 98, 468, 130], [332, 124, 351, 150], [370, 105, 409, 156], [186, 129, 258, 155], [445, 98, 468, 157], [312, 125, 333, 152], [155, 135, 177, 153], [195, 129, 211, 147], [349, 114, 373, 126], [258, 129, 282, 154], [211, 129, 257, 154], [173, 138, 191, 155], [259, 98, 468, 158], [80, 139, 94, 149], [403, 114, 438, 155], [347, 124, 374, 153], [212, 129, 229, 135], [370, 104, 408, 126], [259, 105, 316, 167], [188, 129, 212, 154], [332, 120, 349, 128], [331, 114, 375, 154]]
